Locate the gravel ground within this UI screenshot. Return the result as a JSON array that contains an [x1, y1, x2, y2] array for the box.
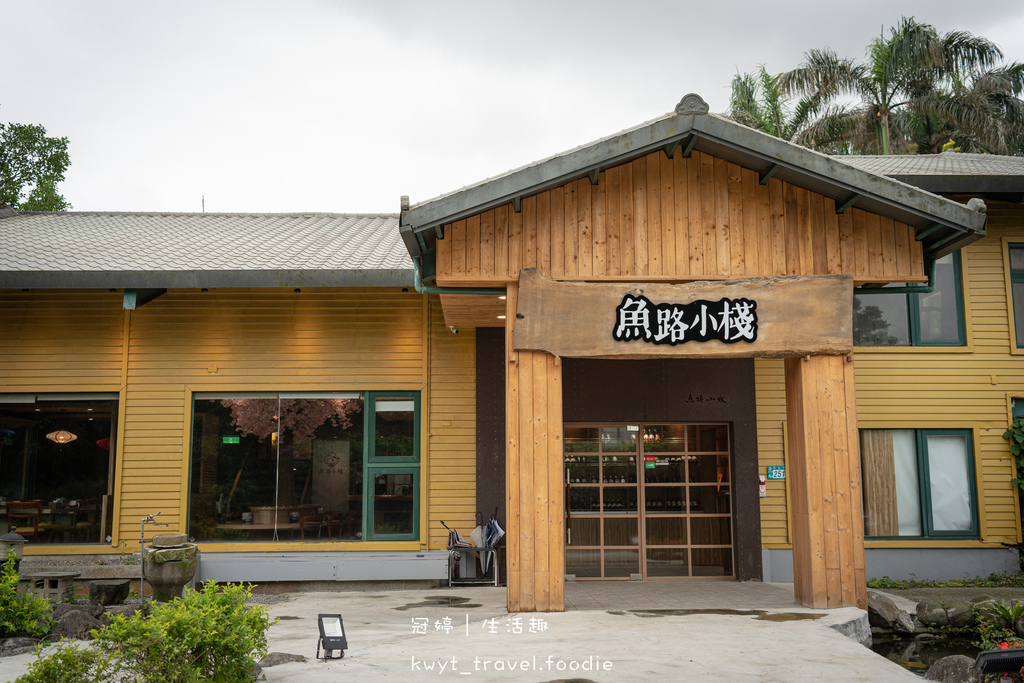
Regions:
[[883, 586, 1024, 607]]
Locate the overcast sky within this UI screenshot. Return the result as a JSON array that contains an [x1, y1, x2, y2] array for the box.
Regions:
[[3, 0, 1024, 214]]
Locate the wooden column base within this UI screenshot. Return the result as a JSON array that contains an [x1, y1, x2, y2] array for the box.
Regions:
[[785, 354, 867, 609]]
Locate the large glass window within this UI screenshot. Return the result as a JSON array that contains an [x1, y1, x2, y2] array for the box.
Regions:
[[853, 253, 964, 346], [860, 429, 977, 539], [1009, 244, 1024, 348], [188, 391, 419, 543], [0, 394, 118, 545]]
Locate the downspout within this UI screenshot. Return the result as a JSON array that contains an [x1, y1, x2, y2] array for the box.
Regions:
[[853, 257, 937, 295], [412, 256, 506, 296]]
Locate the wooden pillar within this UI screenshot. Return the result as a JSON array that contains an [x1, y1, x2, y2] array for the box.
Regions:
[[784, 354, 867, 609], [505, 282, 565, 612]]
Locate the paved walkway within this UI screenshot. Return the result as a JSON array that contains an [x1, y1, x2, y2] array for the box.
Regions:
[[1, 582, 920, 682]]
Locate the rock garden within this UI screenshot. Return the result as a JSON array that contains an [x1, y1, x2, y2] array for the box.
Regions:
[[0, 552, 285, 682], [868, 587, 1024, 682]]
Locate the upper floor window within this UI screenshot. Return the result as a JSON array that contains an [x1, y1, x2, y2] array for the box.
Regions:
[[1009, 244, 1024, 348], [853, 253, 964, 347]]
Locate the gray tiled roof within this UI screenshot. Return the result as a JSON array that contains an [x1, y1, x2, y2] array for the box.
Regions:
[[0, 211, 412, 288], [837, 151, 1024, 177]]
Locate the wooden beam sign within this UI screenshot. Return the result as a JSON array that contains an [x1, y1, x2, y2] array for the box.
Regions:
[[512, 269, 853, 359]]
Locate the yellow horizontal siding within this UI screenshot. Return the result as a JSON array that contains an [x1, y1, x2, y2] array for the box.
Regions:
[[0, 291, 125, 391], [754, 359, 790, 545], [426, 295, 477, 550], [756, 205, 1024, 549], [116, 287, 427, 542]]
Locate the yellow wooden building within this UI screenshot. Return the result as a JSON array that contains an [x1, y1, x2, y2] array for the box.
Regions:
[[0, 94, 1018, 612]]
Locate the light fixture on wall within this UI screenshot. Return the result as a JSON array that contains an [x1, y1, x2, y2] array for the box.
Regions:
[[46, 430, 77, 444]]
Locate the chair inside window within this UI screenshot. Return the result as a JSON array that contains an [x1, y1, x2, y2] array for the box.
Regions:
[[7, 500, 45, 541], [299, 513, 325, 540], [71, 499, 102, 543]]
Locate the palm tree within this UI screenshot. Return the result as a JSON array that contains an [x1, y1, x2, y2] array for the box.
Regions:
[[728, 66, 817, 141], [780, 17, 1019, 155], [903, 61, 1024, 154]]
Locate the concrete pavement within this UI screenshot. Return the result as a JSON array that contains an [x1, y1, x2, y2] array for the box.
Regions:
[[0, 583, 920, 682]]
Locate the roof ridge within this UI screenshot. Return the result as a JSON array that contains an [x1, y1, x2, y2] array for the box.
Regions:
[[10, 210, 401, 218]]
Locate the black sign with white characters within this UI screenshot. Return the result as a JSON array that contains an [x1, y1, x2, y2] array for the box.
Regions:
[[613, 294, 758, 345]]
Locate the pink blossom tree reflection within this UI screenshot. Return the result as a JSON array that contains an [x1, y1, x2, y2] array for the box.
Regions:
[[220, 398, 361, 454]]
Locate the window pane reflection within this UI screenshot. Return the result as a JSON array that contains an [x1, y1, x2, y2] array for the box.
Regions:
[[189, 396, 364, 542], [853, 292, 910, 346], [373, 472, 414, 535], [0, 398, 117, 545]]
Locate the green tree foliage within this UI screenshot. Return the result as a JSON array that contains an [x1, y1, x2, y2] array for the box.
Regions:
[[17, 582, 272, 683], [0, 553, 52, 639], [0, 119, 71, 210], [727, 65, 824, 143], [780, 17, 1024, 155]]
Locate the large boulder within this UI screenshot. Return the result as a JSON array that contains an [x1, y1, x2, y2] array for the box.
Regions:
[[868, 590, 915, 634], [0, 637, 39, 657], [52, 603, 104, 622], [89, 580, 131, 606], [53, 610, 103, 640], [945, 603, 976, 629], [924, 654, 976, 682], [917, 602, 949, 628]]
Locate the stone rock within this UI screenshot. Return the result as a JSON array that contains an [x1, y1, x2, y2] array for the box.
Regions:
[[917, 602, 949, 628], [924, 654, 976, 682], [970, 594, 996, 604], [144, 545, 195, 564], [915, 632, 938, 641], [946, 603, 975, 629], [52, 603, 104, 621], [251, 664, 263, 680], [867, 591, 915, 634], [829, 612, 872, 648], [0, 637, 39, 657], [53, 610, 103, 640], [151, 533, 188, 548], [90, 580, 131, 606], [143, 543, 198, 602], [260, 652, 307, 667]]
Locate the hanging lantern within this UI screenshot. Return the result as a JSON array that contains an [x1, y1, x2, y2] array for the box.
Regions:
[[46, 430, 77, 444]]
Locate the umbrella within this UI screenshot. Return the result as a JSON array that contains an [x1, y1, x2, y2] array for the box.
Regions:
[[482, 516, 505, 574], [441, 521, 472, 551], [470, 512, 487, 571]]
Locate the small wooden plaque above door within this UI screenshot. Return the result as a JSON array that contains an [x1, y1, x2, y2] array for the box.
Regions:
[[512, 269, 853, 359]]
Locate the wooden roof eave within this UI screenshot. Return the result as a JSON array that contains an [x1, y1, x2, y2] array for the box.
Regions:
[[399, 94, 987, 269]]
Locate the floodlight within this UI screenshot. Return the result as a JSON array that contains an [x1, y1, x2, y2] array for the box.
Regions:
[[975, 647, 1024, 681], [317, 613, 348, 660]]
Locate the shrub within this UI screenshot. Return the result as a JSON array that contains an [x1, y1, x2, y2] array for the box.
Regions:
[[0, 553, 52, 639], [94, 581, 272, 683], [15, 640, 115, 683]]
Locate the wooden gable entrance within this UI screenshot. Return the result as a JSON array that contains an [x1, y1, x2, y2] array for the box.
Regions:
[[399, 94, 987, 613]]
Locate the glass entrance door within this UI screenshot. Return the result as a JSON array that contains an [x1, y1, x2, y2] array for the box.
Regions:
[[564, 423, 733, 580]]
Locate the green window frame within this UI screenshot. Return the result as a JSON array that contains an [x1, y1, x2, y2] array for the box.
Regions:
[[853, 252, 965, 347], [1009, 243, 1024, 348], [860, 428, 978, 540], [363, 391, 420, 541], [188, 390, 421, 543]]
